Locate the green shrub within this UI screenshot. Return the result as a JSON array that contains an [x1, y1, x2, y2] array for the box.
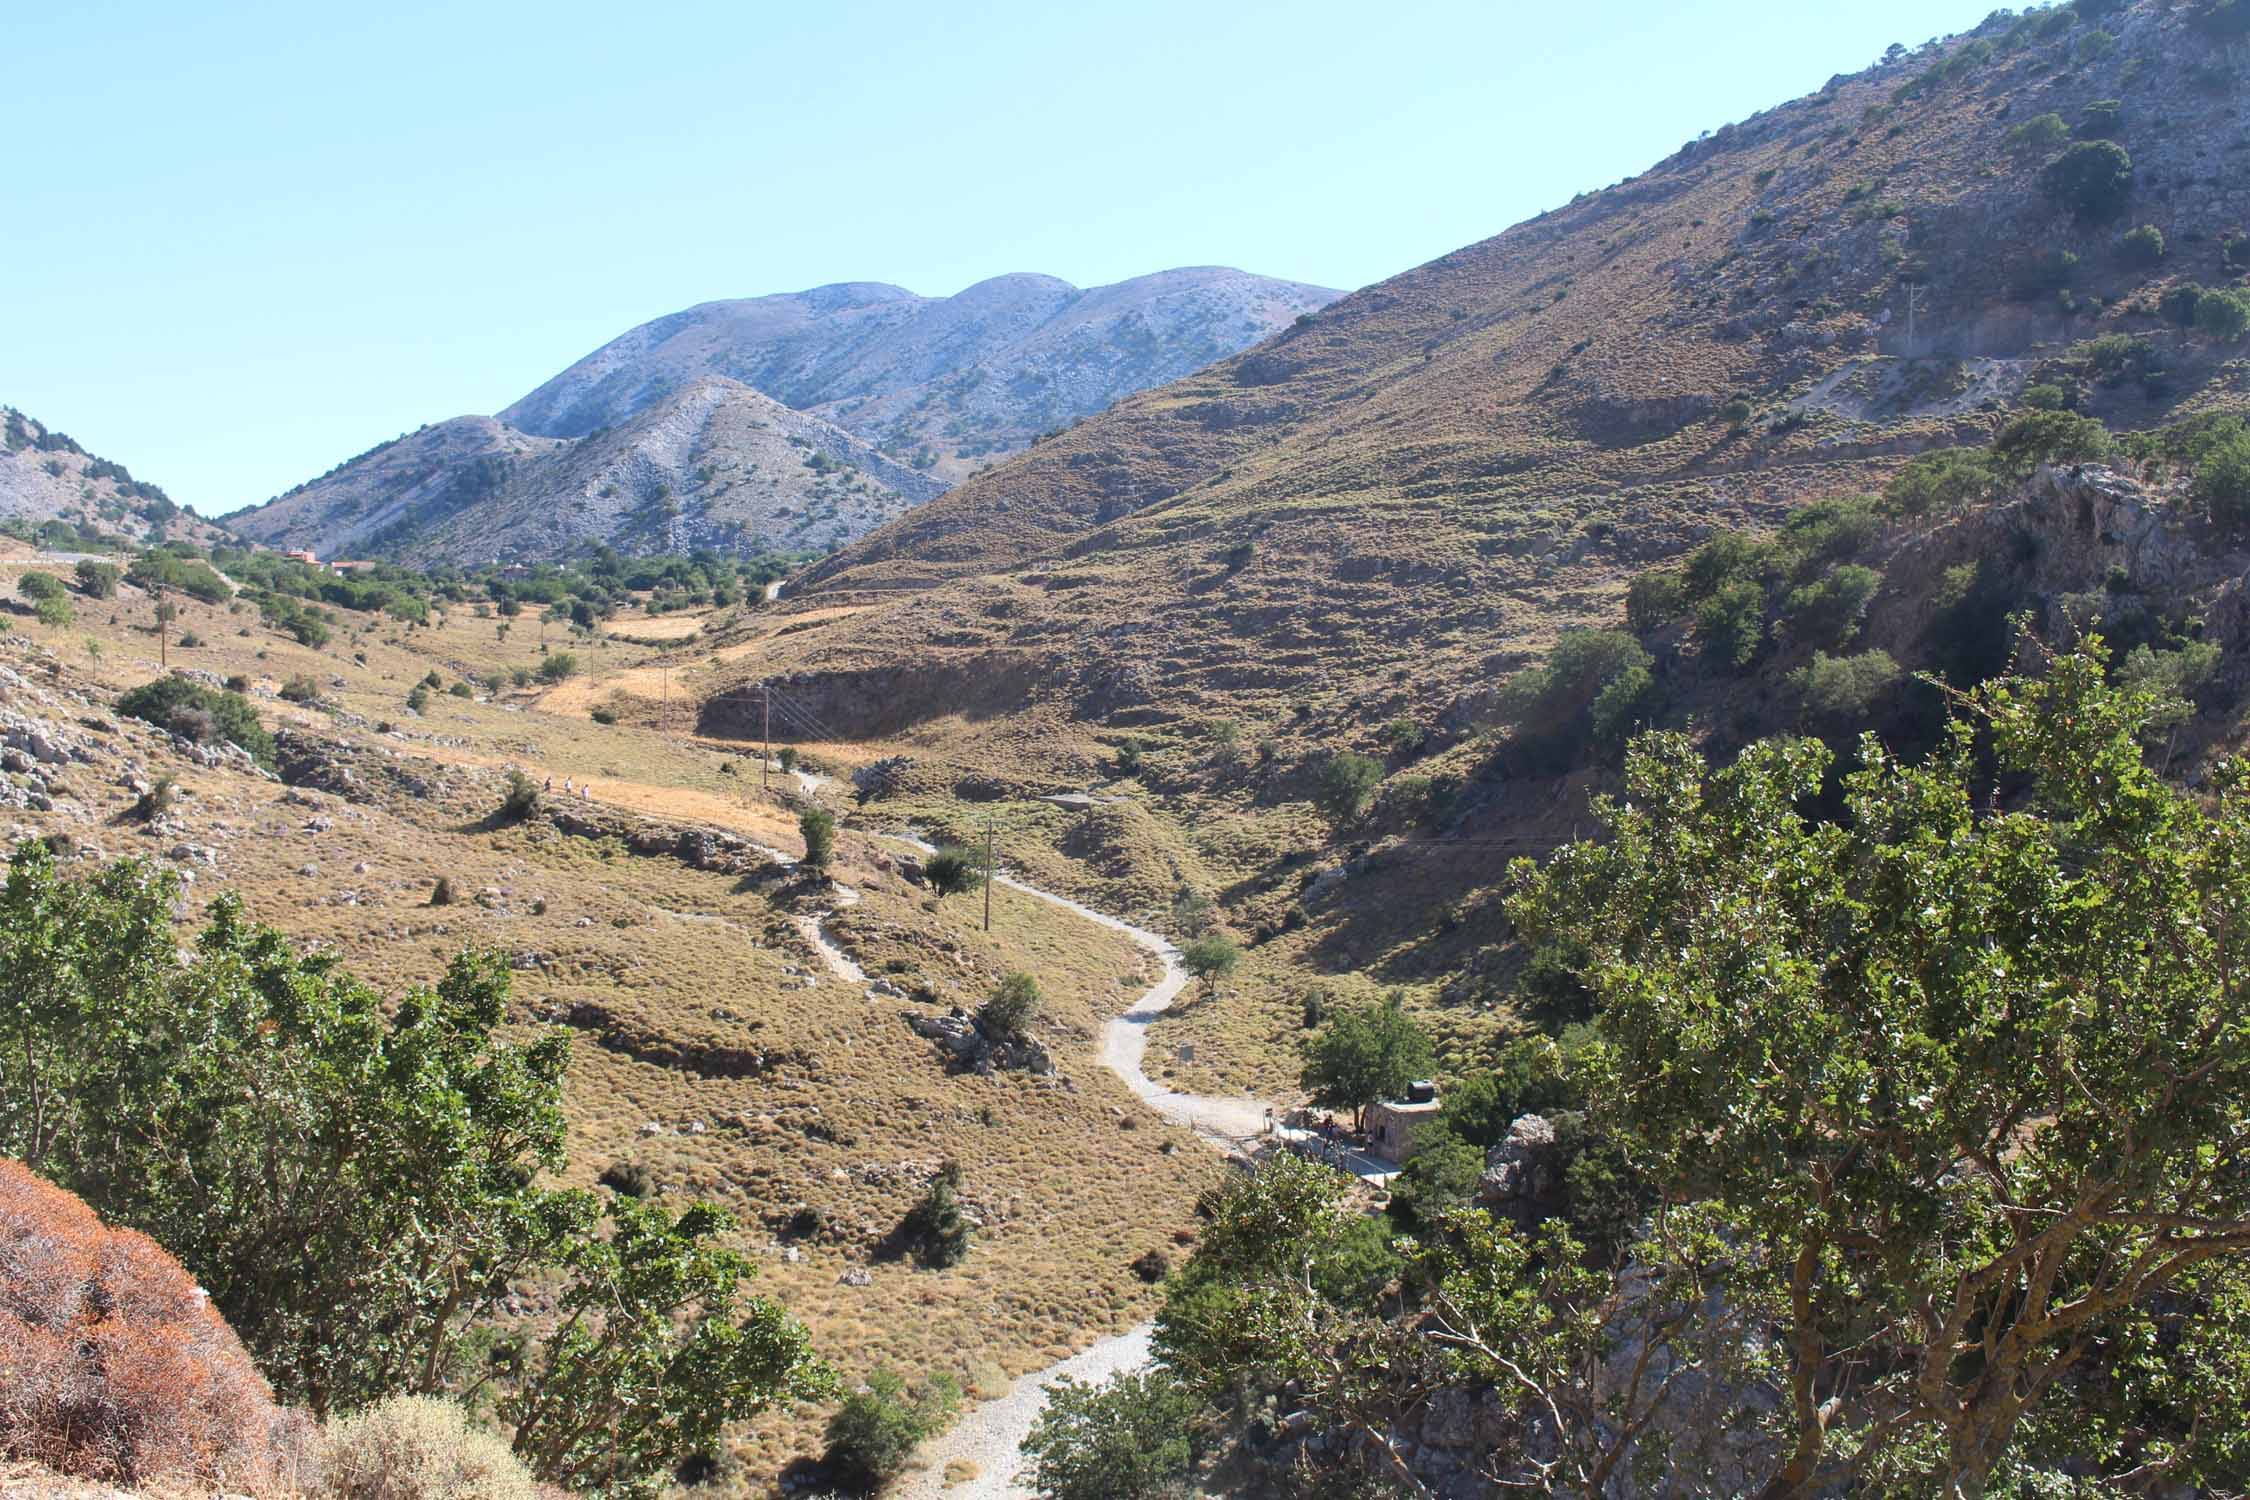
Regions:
[[798, 807, 835, 871], [589, 706, 617, 725], [1313, 751, 1384, 828], [1587, 664, 1657, 745], [536, 652, 578, 683], [2021, 383, 2072, 411], [1625, 569, 1687, 634], [1884, 447, 2001, 516], [33, 593, 72, 627], [1299, 993, 1433, 1132], [406, 685, 430, 714], [497, 770, 541, 822], [923, 845, 980, 897], [2161, 283, 2209, 327], [821, 1369, 961, 1492], [279, 674, 321, 704], [977, 972, 1041, 1043], [901, 1162, 972, 1269], [1495, 629, 1657, 768], [2119, 224, 2166, 266], [1993, 409, 2112, 473], [320, 1396, 537, 1500], [447, 682, 471, 699], [2037, 141, 2134, 223], [2075, 99, 2122, 139], [2195, 288, 2250, 341], [17, 570, 66, 604], [1794, 649, 1903, 722], [1020, 1369, 1201, 1500], [2005, 112, 2070, 156], [2192, 427, 2250, 529], [1695, 578, 1767, 669], [116, 677, 274, 767], [74, 560, 120, 598], [1782, 565, 1881, 651]]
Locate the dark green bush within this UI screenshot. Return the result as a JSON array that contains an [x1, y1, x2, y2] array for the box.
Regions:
[[2038, 141, 2133, 223], [116, 677, 274, 767], [2119, 224, 2166, 267], [1782, 565, 1881, 651], [821, 1370, 961, 1493], [901, 1162, 972, 1268], [74, 560, 120, 598], [1993, 409, 2113, 473], [2195, 289, 2250, 341], [1884, 448, 2001, 517], [1795, 649, 1904, 722], [279, 674, 320, 704], [1695, 579, 1767, 669]]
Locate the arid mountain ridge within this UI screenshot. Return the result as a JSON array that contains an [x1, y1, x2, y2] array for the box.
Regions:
[[0, 407, 226, 548], [727, 0, 2249, 747], [227, 267, 1341, 566]]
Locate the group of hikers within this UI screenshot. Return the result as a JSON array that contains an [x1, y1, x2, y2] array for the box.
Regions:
[[541, 774, 593, 799]]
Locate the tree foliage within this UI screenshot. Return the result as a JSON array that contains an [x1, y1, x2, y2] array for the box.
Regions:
[[798, 807, 836, 871], [1299, 993, 1433, 1131], [0, 845, 829, 1483], [1314, 752, 1384, 828], [2037, 139, 2133, 222], [1019, 1369, 1202, 1500], [1178, 934, 1240, 999], [115, 676, 274, 768], [1507, 641, 2250, 1493], [821, 1368, 961, 1493]]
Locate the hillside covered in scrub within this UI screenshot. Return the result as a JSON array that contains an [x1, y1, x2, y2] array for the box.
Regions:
[[745, 0, 2249, 750]]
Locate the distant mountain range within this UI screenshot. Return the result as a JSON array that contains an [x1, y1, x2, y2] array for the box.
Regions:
[[227, 268, 1341, 564]]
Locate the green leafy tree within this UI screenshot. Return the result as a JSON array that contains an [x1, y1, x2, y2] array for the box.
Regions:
[[502, 1198, 835, 1497], [1019, 1370, 1202, 1500], [1694, 577, 1766, 669], [2197, 288, 2250, 342], [1497, 629, 1657, 768], [536, 651, 578, 683], [33, 592, 72, 626], [799, 807, 836, 871], [73, 559, 120, 598], [1780, 564, 1880, 651], [17, 570, 66, 605], [922, 844, 980, 897], [821, 1369, 962, 1493], [1792, 648, 1902, 723], [1508, 641, 2250, 1493], [1178, 934, 1240, 1001], [498, 769, 541, 821], [2037, 139, 2134, 222], [1299, 993, 1433, 1132], [1992, 408, 2112, 473], [2192, 424, 2250, 528], [0, 844, 830, 1478], [1314, 751, 1383, 828], [1883, 447, 2000, 517]]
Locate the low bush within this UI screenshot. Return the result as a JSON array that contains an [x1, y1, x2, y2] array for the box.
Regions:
[[116, 676, 274, 767], [977, 971, 1041, 1042], [1885, 447, 2001, 517], [1992, 409, 2112, 473], [497, 770, 541, 822], [280, 673, 321, 704], [900, 1162, 972, 1268], [2119, 224, 2166, 266], [1314, 751, 1384, 827], [74, 559, 120, 598], [2196, 288, 2250, 341], [129, 773, 178, 823], [1795, 649, 1904, 722], [821, 1369, 962, 1492], [17, 570, 66, 604], [319, 1396, 535, 1500], [536, 652, 578, 683], [0, 1158, 308, 1491]]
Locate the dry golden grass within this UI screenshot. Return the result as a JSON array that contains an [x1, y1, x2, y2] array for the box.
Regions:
[[0, 575, 1225, 1496]]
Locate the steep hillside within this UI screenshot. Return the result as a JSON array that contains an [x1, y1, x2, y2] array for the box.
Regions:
[[0, 407, 227, 548], [502, 268, 1344, 482], [763, 0, 2248, 737], [229, 379, 945, 565]]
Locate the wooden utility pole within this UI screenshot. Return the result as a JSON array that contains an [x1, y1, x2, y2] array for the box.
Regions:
[[982, 815, 994, 933], [661, 662, 671, 738], [1904, 282, 1927, 360], [156, 582, 168, 670], [761, 683, 771, 794]]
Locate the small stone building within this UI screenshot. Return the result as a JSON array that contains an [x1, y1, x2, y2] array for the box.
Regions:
[[1366, 1080, 1442, 1162]]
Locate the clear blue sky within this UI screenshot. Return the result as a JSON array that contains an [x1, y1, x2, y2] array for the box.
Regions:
[[3, 0, 1999, 519]]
